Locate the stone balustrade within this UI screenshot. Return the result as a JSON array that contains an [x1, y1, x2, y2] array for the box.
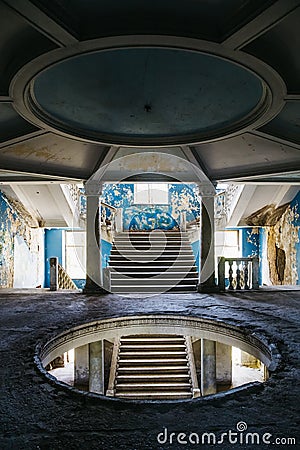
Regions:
[[218, 256, 259, 291]]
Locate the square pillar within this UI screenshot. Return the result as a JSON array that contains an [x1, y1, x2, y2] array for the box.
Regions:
[[84, 182, 108, 293], [89, 340, 105, 394], [216, 342, 232, 387], [198, 193, 218, 292], [201, 339, 217, 395], [74, 344, 89, 390]]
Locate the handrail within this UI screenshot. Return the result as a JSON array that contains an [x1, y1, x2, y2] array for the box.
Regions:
[[185, 336, 201, 398], [58, 263, 78, 290], [101, 201, 117, 212], [106, 338, 120, 396]]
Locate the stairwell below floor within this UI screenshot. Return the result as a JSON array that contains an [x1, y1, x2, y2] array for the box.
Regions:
[[107, 334, 200, 400]]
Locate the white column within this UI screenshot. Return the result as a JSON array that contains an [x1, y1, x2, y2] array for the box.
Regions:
[[89, 340, 105, 394], [201, 339, 217, 396], [84, 182, 107, 293], [198, 191, 218, 292]]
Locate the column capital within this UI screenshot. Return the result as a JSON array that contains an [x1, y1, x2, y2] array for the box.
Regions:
[[196, 183, 216, 197], [84, 181, 103, 196]]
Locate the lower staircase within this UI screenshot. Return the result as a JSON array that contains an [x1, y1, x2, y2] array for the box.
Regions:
[[107, 334, 200, 400], [108, 231, 198, 293]]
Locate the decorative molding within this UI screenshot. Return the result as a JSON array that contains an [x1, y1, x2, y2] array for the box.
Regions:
[[4, 0, 78, 47], [0, 95, 12, 102], [38, 315, 276, 369], [11, 35, 286, 147], [222, 0, 299, 50]]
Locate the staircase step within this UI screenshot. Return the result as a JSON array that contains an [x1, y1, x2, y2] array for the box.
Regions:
[[117, 366, 189, 372], [109, 264, 196, 267], [111, 286, 197, 293], [113, 244, 192, 248], [116, 383, 191, 390], [117, 374, 190, 380], [118, 359, 188, 365], [121, 337, 184, 342], [111, 250, 194, 255], [115, 392, 192, 399], [120, 342, 185, 352], [111, 273, 197, 280], [111, 279, 197, 287], [119, 351, 187, 357]]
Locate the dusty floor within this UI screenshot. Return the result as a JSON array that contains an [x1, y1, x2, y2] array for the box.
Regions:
[[0, 289, 299, 449]]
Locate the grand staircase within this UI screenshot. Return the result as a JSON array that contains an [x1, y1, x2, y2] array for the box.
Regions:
[[107, 335, 199, 400], [108, 231, 198, 293]]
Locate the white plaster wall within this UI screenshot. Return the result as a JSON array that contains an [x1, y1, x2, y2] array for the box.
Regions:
[[13, 229, 44, 288], [260, 228, 272, 286]]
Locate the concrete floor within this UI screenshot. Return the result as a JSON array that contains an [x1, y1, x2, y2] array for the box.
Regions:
[[0, 289, 299, 449]]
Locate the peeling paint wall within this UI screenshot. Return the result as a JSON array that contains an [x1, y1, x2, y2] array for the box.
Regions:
[[267, 192, 300, 285], [0, 190, 44, 288]]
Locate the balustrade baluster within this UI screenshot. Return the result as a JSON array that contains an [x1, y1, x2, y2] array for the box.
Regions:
[[228, 261, 234, 290], [244, 261, 249, 290], [236, 261, 241, 290]]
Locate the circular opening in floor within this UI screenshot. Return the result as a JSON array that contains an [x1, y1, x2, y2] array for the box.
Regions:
[[36, 315, 279, 401]]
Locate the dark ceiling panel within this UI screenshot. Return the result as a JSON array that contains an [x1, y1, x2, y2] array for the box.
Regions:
[[0, 103, 37, 142], [0, 1, 57, 94], [244, 7, 300, 94], [259, 101, 300, 145], [31, 0, 274, 42], [29, 0, 79, 39], [192, 133, 300, 179], [0, 133, 109, 179], [220, 0, 276, 40]]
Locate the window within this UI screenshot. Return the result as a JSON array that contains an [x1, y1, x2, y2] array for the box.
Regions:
[[134, 183, 169, 204], [65, 231, 86, 279]]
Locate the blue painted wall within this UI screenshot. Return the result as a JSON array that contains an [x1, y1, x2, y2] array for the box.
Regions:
[[44, 229, 64, 288], [44, 227, 112, 288], [0, 191, 44, 288], [241, 227, 260, 258], [169, 183, 200, 224], [290, 191, 300, 284], [191, 240, 200, 272], [102, 239, 113, 269], [0, 192, 17, 286], [241, 227, 262, 285], [259, 227, 269, 286], [102, 183, 200, 231]]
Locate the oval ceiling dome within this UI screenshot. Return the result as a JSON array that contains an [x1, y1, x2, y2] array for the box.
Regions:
[[31, 47, 264, 145]]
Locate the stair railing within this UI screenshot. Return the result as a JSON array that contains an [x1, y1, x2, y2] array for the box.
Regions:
[[49, 257, 78, 290], [106, 338, 121, 397], [58, 264, 78, 289], [215, 184, 243, 229], [218, 256, 259, 291], [101, 201, 117, 234], [185, 336, 201, 398]]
